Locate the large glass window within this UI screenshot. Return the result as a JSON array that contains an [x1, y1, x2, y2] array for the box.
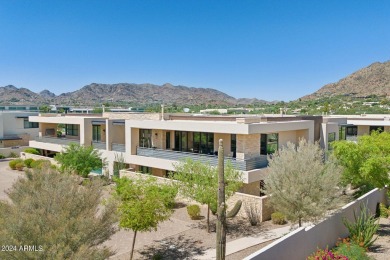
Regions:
[[231, 134, 236, 158], [65, 124, 79, 136], [339, 126, 346, 140], [166, 132, 171, 149], [24, 119, 39, 129], [139, 129, 152, 148], [92, 125, 101, 142], [260, 133, 279, 155], [139, 166, 151, 174], [369, 126, 384, 133], [175, 131, 214, 154], [346, 126, 357, 136]]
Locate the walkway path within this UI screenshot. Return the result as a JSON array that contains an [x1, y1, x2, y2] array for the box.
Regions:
[[196, 225, 291, 259]]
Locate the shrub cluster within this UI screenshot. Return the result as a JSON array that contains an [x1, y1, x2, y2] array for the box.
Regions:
[[30, 159, 51, 169], [244, 202, 260, 226], [9, 159, 24, 170], [307, 247, 348, 260], [378, 203, 390, 218], [334, 238, 371, 260], [23, 148, 40, 155], [24, 158, 35, 168], [0, 153, 5, 159], [187, 204, 201, 220], [271, 212, 287, 225]]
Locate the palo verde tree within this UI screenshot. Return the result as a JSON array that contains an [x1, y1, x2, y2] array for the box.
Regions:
[[265, 139, 342, 227], [171, 158, 242, 232], [332, 131, 390, 191], [0, 168, 117, 259], [115, 176, 178, 260], [55, 143, 105, 178]]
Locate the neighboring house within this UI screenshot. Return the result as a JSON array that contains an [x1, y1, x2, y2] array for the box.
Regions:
[[0, 111, 39, 148], [27, 112, 390, 196]]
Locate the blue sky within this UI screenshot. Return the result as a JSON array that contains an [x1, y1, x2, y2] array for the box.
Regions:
[[1, 1, 389, 101]]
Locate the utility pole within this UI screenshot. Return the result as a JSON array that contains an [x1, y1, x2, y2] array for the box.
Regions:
[[216, 139, 226, 260]]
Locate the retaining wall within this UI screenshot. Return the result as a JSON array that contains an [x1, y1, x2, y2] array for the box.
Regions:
[[244, 188, 388, 260]]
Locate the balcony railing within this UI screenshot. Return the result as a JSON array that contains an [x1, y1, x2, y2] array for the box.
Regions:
[[92, 141, 106, 150], [136, 147, 268, 171], [35, 136, 80, 146], [112, 143, 126, 153]]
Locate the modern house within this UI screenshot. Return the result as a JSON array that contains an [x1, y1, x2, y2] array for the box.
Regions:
[[27, 112, 390, 196], [0, 111, 39, 148]]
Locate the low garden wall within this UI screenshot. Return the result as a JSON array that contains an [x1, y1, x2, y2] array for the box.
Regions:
[[244, 187, 389, 260], [119, 169, 271, 221], [0, 146, 29, 157], [20, 152, 59, 166]]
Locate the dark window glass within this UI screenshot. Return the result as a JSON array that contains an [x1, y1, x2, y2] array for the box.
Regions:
[[92, 125, 101, 142], [24, 119, 39, 129], [369, 126, 384, 133], [328, 132, 336, 150], [231, 134, 236, 157], [139, 129, 152, 148], [260, 133, 279, 155], [339, 126, 346, 140], [346, 126, 357, 136], [166, 132, 171, 149], [65, 124, 79, 136]]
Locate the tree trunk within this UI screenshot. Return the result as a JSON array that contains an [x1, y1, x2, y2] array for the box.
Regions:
[[130, 230, 137, 260], [216, 139, 226, 260], [207, 203, 210, 233], [299, 218, 302, 227]]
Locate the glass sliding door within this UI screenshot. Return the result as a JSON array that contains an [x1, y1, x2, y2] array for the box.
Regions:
[[139, 129, 152, 148], [92, 125, 101, 142]]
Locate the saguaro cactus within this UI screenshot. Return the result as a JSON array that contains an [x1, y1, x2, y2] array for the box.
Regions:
[[216, 139, 226, 260]]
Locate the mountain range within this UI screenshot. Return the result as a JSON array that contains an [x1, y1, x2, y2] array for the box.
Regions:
[[1, 60, 389, 106], [303, 60, 390, 99], [0, 83, 270, 106]]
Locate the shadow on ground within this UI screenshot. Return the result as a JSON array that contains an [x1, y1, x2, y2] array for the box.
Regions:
[[368, 222, 390, 253], [138, 235, 207, 259]]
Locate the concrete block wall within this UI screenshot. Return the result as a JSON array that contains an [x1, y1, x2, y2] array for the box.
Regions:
[[236, 134, 260, 159], [245, 188, 388, 260]]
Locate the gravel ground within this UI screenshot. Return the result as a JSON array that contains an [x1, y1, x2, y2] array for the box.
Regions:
[[111, 201, 288, 260], [367, 217, 390, 260]]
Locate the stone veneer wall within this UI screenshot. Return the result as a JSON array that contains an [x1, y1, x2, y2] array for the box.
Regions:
[[119, 169, 273, 222], [103, 112, 161, 120], [236, 134, 260, 160]]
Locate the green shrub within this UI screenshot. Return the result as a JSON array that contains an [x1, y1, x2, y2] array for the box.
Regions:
[[15, 162, 24, 171], [307, 247, 348, 260], [379, 203, 389, 218], [8, 152, 18, 158], [31, 159, 51, 169], [0, 154, 5, 159], [343, 203, 379, 249], [187, 204, 201, 220], [244, 202, 260, 226], [271, 212, 287, 225], [9, 159, 24, 170], [23, 148, 40, 155], [24, 158, 35, 168], [334, 238, 371, 260]]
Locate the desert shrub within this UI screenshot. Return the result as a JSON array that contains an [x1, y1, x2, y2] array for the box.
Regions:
[[23, 148, 40, 155], [0, 154, 5, 159], [343, 203, 379, 249], [31, 159, 51, 169], [334, 238, 370, 260], [15, 162, 24, 171], [271, 212, 287, 225], [227, 200, 242, 218], [187, 204, 201, 220], [244, 202, 260, 226], [24, 158, 35, 168], [0, 168, 117, 259], [307, 247, 348, 260], [378, 203, 389, 218], [8, 152, 18, 158], [9, 159, 24, 170]]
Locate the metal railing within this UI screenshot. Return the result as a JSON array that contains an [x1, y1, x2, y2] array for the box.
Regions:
[[92, 141, 106, 150], [35, 136, 80, 146], [136, 147, 268, 171], [112, 143, 126, 152]]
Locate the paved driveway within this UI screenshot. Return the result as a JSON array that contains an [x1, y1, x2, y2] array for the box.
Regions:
[[0, 159, 24, 201]]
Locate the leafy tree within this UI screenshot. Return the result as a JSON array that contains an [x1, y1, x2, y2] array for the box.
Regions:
[[115, 177, 177, 260], [39, 105, 51, 112], [171, 159, 242, 232], [332, 131, 390, 190], [55, 143, 104, 178], [265, 139, 342, 227], [0, 168, 117, 259]]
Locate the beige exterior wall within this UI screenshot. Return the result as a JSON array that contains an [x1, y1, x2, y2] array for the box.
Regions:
[[103, 112, 161, 120], [111, 125, 125, 144], [151, 129, 164, 148], [358, 125, 370, 136], [278, 130, 297, 148], [214, 133, 231, 156]]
